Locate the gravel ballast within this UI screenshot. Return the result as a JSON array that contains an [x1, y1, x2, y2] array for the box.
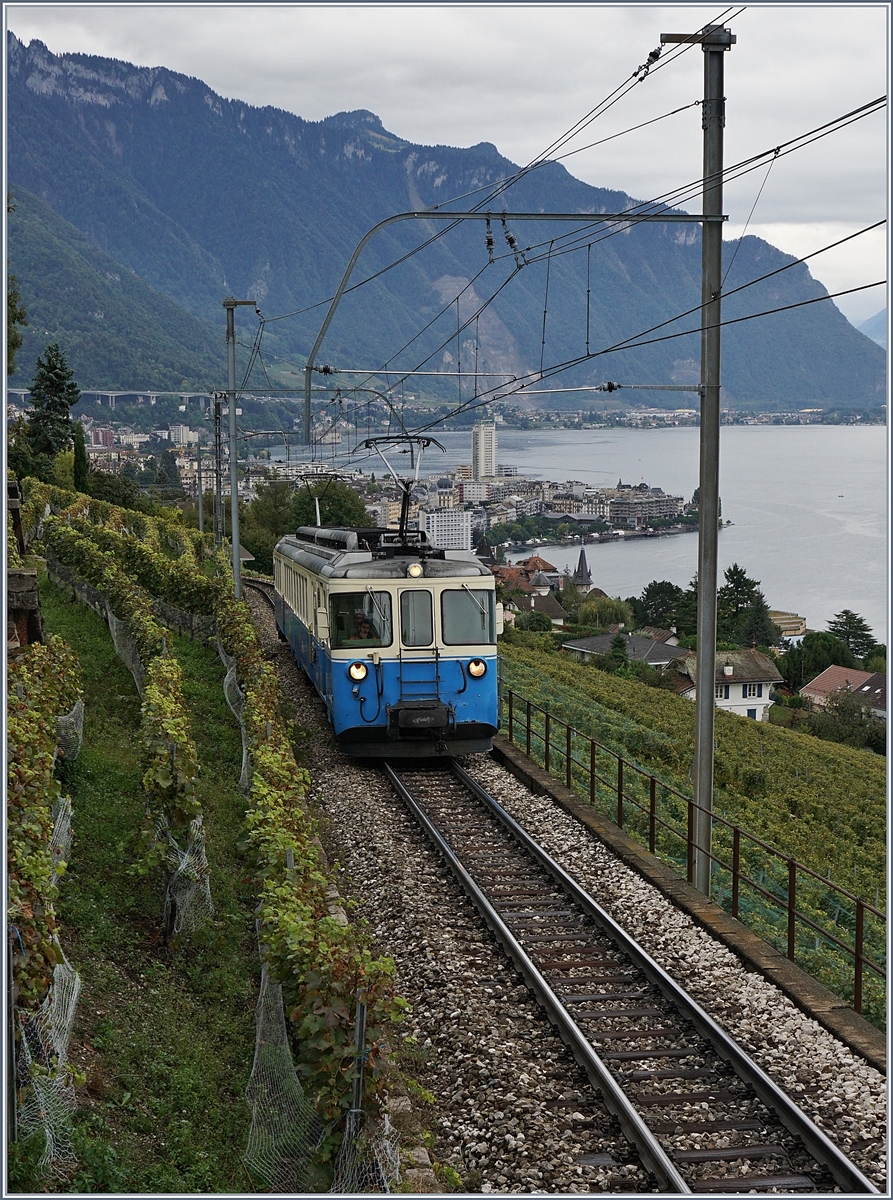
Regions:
[[247, 590, 886, 1192]]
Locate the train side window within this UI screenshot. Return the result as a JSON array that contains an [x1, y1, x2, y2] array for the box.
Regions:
[[400, 590, 433, 646], [442, 588, 495, 644], [330, 592, 393, 649]]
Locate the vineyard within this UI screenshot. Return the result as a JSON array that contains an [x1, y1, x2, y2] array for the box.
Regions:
[[498, 637, 886, 1025], [9, 477, 405, 1190], [499, 638, 885, 900]]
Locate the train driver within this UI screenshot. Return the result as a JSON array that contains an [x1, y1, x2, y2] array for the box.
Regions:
[[349, 613, 380, 644]]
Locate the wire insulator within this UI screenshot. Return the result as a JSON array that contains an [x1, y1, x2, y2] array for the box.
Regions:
[[502, 216, 528, 269], [635, 45, 662, 81], [485, 216, 495, 264]]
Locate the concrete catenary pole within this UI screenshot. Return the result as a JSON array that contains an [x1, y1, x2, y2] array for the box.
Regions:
[[223, 297, 256, 601], [661, 24, 735, 896]]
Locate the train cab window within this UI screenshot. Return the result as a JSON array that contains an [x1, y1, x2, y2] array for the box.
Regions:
[[400, 590, 433, 646], [442, 588, 496, 645], [330, 591, 392, 649]]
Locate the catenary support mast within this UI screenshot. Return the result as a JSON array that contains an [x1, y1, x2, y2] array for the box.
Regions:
[[661, 24, 735, 896], [223, 297, 256, 600]]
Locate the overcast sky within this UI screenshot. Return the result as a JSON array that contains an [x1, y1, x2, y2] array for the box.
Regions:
[[5, 2, 890, 324]]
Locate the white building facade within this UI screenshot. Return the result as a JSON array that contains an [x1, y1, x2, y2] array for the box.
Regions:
[[422, 508, 473, 551]]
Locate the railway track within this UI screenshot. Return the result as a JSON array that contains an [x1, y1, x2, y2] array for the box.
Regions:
[[241, 577, 276, 608], [384, 760, 878, 1195]]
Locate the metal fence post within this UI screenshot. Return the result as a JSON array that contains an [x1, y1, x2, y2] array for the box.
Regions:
[[787, 859, 797, 961], [565, 724, 572, 789], [7, 935, 16, 1145], [525, 700, 531, 757], [732, 826, 741, 919], [854, 899, 864, 1014], [346, 993, 368, 1147], [617, 757, 624, 828], [589, 739, 596, 804], [544, 712, 551, 772], [508, 689, 514, 742], [649, 777, 657, 854]]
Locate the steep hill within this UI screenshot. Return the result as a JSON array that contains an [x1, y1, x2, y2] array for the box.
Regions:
[[857, 309, 887, 350], [7, 32, 886, 407], [7, 188, 223, 391]]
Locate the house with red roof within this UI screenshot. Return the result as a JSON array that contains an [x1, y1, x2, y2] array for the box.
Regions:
[[800, 665, 882, 714]]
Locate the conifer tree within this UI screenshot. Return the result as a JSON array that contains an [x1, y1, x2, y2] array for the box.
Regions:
[[827, 610, 877, 659], [73, 421, 89, 492], [27, 343, 80, 456]]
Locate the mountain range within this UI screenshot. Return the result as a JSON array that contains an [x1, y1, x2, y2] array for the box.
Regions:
[[6, 32, 886, 411]]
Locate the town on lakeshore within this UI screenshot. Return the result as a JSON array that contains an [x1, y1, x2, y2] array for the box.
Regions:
[[9, 383, 885, 736]]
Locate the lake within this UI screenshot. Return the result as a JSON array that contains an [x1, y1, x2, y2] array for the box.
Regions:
[[273, 424, 889, 643]]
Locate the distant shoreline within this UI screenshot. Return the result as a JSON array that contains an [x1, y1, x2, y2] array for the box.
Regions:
[[505, 524, 702, 555]]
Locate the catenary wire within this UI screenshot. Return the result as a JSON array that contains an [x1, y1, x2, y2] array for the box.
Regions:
[[240, 88, 884, 426], [407, 279, 885, 432]]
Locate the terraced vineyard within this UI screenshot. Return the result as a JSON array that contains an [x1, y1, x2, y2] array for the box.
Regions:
[[498, 641, 886, 1025], [499, 643, 885, 901]]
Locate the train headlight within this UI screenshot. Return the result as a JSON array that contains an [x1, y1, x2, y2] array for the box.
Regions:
[[348, 661, 368, 682], [468, 659, 487, 678], [407, 562, 423, 578]]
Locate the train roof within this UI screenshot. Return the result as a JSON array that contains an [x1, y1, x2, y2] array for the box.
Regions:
[[274, 526, 493, 580]]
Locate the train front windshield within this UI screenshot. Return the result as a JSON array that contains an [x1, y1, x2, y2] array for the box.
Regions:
[[331, 591, 393, 648], [441, 588, 496, 644]]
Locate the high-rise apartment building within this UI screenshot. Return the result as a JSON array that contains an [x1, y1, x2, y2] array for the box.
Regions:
[[422, 508, 473, 551], [471, 419, 498, 480]]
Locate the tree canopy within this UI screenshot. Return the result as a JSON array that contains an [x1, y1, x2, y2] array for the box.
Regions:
[[652, 566, 782, 647], [640, 580, 684, 628], [578, 596, 634, 629], [777, 631, 856, 690], [807, 687, 886, 755], [87, 469, 140, 508], [292, 479, 368, 528], [73, 421, 89, 492]]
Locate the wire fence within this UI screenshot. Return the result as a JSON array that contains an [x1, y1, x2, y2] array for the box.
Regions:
[[498, 678, 886, 1029]]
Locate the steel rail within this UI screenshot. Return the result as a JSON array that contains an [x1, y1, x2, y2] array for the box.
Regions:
[[382, 761, 691, 1194], [451, 761, 879, 1195]]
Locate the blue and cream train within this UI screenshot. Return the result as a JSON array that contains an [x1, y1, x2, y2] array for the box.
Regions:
[[273, 526, 502, 757]]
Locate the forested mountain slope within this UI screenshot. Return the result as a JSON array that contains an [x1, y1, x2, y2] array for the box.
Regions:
[[7, 32, 885, 405], [8, 188, 222, 391]]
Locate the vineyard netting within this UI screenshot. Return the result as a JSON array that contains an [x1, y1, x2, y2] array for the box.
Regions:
[[244, 958, 400, 1194], [15, 951, 82, 1179], [218, 640, 252, 791]]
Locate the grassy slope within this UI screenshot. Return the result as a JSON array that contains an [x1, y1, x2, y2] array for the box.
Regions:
[[10, 570, 260, 1193]]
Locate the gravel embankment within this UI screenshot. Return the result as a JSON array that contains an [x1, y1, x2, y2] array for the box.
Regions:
[[247, 591, 886, 1192], [463, 757, 887, 1189]]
